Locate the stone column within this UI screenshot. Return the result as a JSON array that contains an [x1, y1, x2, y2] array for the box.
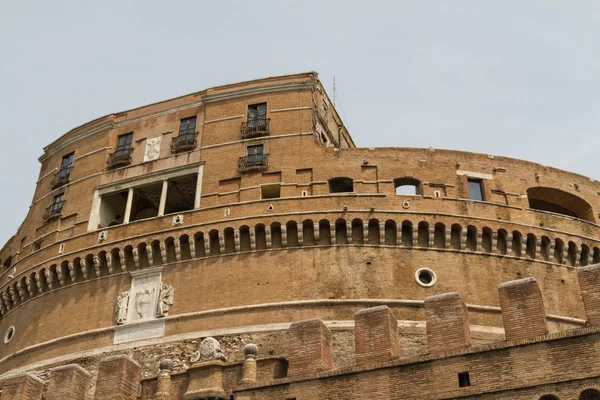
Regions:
[[240, 344, 259, 385], [123, 187, 135, 224], [154, 359, 173, 400], [158, 180, 169, 217]]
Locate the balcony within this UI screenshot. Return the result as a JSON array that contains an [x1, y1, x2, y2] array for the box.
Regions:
[[50, 167, 72, 189], [43, 200, 65, 221], [107, 148, 133, 169], [240, 118, 270, 140], [238, 154, 268, 173], [171, 133, 198, 154]]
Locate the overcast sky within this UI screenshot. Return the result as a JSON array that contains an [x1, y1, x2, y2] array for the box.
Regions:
[[0, 1, 598, 245]]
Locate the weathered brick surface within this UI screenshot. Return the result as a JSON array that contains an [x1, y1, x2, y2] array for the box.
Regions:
[[288, 319, 333, 376], [93, 355, 141, 400], [235, 328, 600, 400], [354, 305, 401, 365], [0, 373, 44, 400], [498, 277, 548, 340], [425, 292, 472, 353], [578, 263, 600, 325], [46, 364, 92, 400]]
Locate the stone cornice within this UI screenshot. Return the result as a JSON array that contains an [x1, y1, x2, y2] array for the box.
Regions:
[[202, 82, 315, 105], [39, 120, 115, 163]]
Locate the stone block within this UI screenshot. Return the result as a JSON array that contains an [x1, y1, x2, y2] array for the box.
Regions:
[[354, 305, 401, 365], [93, 355, 141, 400], [425, 292, 472, 353], [288, 318, 333, 376], [46, 364, 92, 400], [498, 277, 548, 341]]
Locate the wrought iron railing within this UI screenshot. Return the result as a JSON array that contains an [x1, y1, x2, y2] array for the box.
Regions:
[[171, 133, 198, 153], [107, 148, 133, 169], [50, 166, 72, 189], [240, 118, 270, 139], [43, 200, 65, 221], [238, 154, 268, 173]]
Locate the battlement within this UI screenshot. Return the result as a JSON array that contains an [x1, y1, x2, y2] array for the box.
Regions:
[[2, 264, 600, 399]]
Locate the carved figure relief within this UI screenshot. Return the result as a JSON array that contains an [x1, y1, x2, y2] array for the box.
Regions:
[[115, 291, 130, 325], [144, 135, 162, 162], [156, 283, 174, 317], [190, 337, 228, 363], [134, 288, 156, 319]]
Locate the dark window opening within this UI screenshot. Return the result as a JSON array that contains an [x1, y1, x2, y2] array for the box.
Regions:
[[248, 144, 264, 156], [98, 190, 128, 228], [329, 177, 353, 193], [394, 177, 422, 195], [580, 389, 600, 400], [526, 187, 595, 222], [164, 174, 198, 215], [418, 270, 433, 285], [172, 117, 198, 153], [2, 256, 12, 269], [130, 183, 162, 222], [179, 117, 197, 137], [45, 193, 65, 221], [261, 183, 281, 199], [468, 179, 484, 201], [108, 133, 134, 169], [248, 103, 267, 124], [32, 239, 42, 252], [539, 395, 560, 400], [60, 152, 74, 175], [458, 372, 471, 387]]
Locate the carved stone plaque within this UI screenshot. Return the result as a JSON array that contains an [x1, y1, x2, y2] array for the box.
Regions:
[[113, 319, 165, 344], [143, 135, 162, 162], [127, 267, 163, 322]]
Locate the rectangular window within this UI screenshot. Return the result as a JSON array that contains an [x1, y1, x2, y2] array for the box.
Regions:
[[32, 239, 43, 252], [179, 117, 197, 137], [59, 152, 74, 178], [117, 133, 133, 151], [248, 103, 267, 123], [468, 179, 484, 201], [247, 144, 264, 155], [261, 183, 281, 199], [458, 371, 471, 387]]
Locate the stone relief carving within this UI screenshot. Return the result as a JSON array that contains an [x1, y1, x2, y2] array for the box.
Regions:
[[115, 291, 130, 325], [156, 283, 174, 318], [190, 337, 228, 363], [98, 230, 108, 242], [144, 135, 162, 162], [134, 288, 156, 319]]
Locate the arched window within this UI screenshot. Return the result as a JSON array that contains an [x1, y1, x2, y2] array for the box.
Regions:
[[539, 395, 560, 400], [527, 187, 595, 222], [329, 177, 353, 193], [580, 389, 600, 400], [394, 177, 422, 195]]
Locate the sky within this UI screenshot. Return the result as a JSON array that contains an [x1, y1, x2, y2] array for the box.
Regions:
[[0, 1, 598, 245]]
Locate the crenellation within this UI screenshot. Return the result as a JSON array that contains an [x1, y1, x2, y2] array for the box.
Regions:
[[1, 72, 599, 399]]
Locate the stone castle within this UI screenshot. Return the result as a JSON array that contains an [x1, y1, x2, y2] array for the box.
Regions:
[[0, 72, 599, 399]]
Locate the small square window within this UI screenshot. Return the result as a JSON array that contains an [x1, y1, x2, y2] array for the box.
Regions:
[[467, 179, 484, 201], [458, 371, 471, 387], [261, 184, 281, 199], [32, 239, 43, 252]]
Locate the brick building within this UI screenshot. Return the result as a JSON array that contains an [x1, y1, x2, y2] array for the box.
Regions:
[[0, 72, 599, 399]]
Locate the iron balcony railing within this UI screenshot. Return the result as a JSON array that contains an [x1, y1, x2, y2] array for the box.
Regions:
[[240, 118, 270, 139], [43, 200, 65, 221], [50, 166, 72, 189], [171, 133, 198, 153], [238, 153, 268, 173], [107, 148, 133, 169]]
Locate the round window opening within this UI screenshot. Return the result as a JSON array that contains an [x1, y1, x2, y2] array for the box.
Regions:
[[4, 326, 15, 344], [415, 268, 437, 287]]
